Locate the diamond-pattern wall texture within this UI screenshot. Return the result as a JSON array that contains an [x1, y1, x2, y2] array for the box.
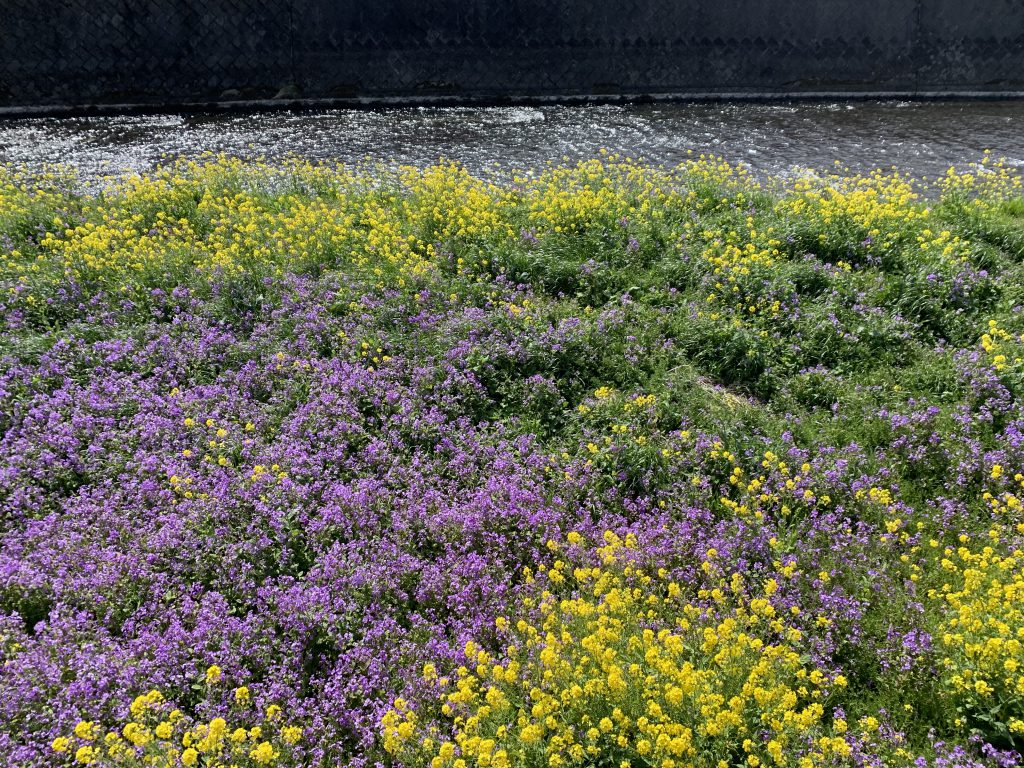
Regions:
[[0, 0, 1022, 108]]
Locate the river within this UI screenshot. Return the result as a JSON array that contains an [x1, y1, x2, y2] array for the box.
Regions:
[[1, 101, 1023, 181]]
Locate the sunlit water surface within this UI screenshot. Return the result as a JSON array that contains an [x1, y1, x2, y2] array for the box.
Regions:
[[2, 101, 1023, 182]]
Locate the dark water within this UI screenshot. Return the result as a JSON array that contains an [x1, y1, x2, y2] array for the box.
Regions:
[[1, 101, 1023, 181]]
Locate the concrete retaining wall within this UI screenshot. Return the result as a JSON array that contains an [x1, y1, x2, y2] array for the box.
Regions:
[[1, 0, 1022, 110]]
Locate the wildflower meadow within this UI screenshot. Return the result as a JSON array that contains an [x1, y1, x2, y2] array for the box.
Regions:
[[2, 152, 1024, 768]]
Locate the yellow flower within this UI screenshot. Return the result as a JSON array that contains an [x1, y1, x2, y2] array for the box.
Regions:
[[51, 736, 71, 753], [235, 686, 250, 704], [182, 747, 199, 766], [250, 740, 278, 764], [205, 664, 223, 684], [383, 534, 845, 768]]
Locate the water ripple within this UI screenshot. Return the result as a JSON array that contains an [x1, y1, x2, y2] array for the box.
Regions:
[[1, 101, 1023, 181]]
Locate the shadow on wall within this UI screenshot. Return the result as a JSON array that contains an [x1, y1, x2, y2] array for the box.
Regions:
[[1, 0, 1023, 109]]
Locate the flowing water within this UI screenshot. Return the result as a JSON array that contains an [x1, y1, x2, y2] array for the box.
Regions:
[[1, 101, 1023, 181]]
